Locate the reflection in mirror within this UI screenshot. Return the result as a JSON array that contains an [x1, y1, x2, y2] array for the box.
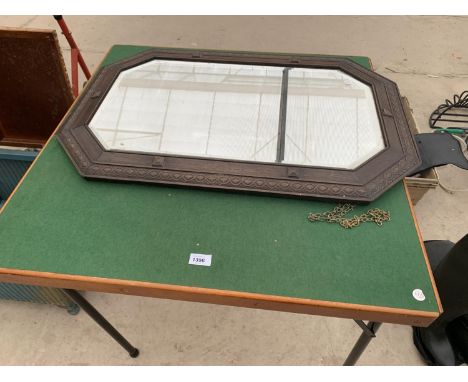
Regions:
[[89, 60, 384, 169], [285, 68, 384, 169], [90, 60, 283, 162]]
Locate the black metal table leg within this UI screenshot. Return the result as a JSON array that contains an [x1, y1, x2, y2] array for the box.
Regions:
[[343, 321, 382, 366], [63, 289, 139, 358]]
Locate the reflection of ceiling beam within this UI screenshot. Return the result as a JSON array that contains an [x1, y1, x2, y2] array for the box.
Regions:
[[124, 70, 348, 85], [118, 78, 366, 98], [128, 71, 284, 82], [94, 127, 162, 136]]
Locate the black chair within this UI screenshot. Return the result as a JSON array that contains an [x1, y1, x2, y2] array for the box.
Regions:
[[413, 234, 468, 365]]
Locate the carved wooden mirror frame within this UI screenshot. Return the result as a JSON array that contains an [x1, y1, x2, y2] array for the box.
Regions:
[[57, 48, 421, 202]]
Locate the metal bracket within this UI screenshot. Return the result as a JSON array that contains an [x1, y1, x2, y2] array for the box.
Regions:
[[343, 321, 382, 365], [381, 108, 393, 118], [353, 320, 377, 337], [152, 157, 165, 167], [287, 167, 301, 179]]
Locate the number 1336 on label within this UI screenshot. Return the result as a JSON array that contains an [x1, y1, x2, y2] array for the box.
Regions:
[[189, 253, 212, 267]]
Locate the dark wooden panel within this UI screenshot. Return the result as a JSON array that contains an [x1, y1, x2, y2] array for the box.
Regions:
[[0, 27, 74, 147]]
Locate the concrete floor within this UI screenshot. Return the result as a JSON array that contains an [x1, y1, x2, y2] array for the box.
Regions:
[[0, 16, 467, 365]]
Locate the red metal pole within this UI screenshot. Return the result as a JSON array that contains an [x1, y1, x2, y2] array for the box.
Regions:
[[53, 15, 92, 81]]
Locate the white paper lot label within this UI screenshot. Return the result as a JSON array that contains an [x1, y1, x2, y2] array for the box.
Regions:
[[412, 289, 426, 301], [189, 253, 212, 267]]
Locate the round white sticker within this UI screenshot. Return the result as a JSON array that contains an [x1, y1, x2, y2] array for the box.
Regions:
[[412, 289, 426, 301]]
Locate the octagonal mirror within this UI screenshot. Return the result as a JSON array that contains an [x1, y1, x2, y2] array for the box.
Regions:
[[58, 48, 421, 202]]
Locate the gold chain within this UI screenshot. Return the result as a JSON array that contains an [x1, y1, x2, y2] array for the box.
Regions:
[[307, 203, 390, 229]]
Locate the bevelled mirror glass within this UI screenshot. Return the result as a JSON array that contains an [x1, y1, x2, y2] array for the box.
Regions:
[[89, 60, 283, 162], [89, 60, 384, 170], [58, 48, 421, 202]]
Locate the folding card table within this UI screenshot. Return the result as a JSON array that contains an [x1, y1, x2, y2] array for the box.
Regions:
[[0, 45, 442, 365]]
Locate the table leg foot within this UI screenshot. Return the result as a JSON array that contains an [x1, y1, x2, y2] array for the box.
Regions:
[[63, 289, 140, 358], [129, 348, 140, 358]]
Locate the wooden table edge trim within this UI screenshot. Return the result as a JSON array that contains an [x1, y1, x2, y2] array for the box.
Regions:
[[403, 179, 443, 314], [0, 267, 438, 327]]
